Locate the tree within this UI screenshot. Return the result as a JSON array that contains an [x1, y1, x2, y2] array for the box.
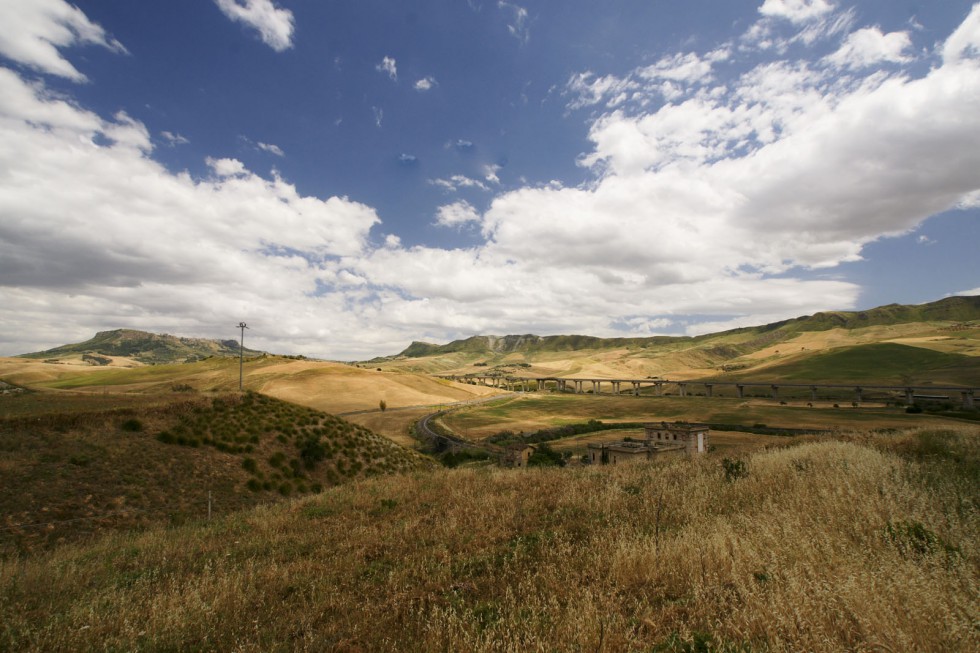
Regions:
[[379, 399, 387, 412]]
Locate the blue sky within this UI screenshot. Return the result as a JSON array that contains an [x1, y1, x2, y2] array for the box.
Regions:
[[0, 0, 978, 359]]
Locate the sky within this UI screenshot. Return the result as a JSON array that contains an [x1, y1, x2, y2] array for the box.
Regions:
[[0, 0, 978, 360]]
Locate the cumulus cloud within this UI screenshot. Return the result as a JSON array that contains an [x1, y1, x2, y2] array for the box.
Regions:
[[414, 77, 437, 91], [376, 56, 397, 80], [0, 0, 126, 81], [3, 1, 980, 359], [758, 0, 835, 24], [0, 70, 382, 357], [214, 0, 294, 52], [824, 27, 913, 69], [434, 200, 481, 228]]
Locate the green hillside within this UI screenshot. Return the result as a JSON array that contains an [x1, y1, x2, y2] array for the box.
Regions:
[[391, 296, 980, 361], [19, 329, 265, 365], [0, 392, 430, 554], [730, 343, 980, 385]]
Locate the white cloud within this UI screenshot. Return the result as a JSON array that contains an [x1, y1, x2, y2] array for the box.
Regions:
[[565, 71, 639, 110], [376, 56, 397, 81], [943, 3, 980, 64], [161, 131, 190, 146], [434, 200, 481, 228], [0, 70, 382, 358], [430, 175, 490, 193], [206, 157, 248, 177], [414, 77, 437, 91], [758, 0, 835, 25], [0, 0, 126, 81], [638, 52, 715, 83], [372, 106, 383, 128], [825, 27, 913, 69], [214, 0, 294, 52], [953, 287, 980, 297], [3, 1, 980, 359], [483, 164, 502, 185], [257, 141, 285, 157], [498, 1, 530, 43]]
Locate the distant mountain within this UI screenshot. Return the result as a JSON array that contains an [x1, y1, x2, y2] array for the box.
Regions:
[[395, 296, 980, 359], [19, 329, 264, 365]]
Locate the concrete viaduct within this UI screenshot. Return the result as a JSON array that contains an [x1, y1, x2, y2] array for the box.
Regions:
[[439, 375, 977, 410]]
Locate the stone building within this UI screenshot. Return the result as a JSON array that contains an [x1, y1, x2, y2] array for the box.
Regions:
[[499, 443, 535, 468], [644, 421, 709, 455], [587, 421, 709, 465]]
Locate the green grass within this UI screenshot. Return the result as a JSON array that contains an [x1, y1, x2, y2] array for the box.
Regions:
[[440, 394, 964, 441], [727, 343, 980, 385]]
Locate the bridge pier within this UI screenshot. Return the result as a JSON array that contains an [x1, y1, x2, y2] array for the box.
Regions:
[[655, 382, 664, 396], [771, 385, 779, 400], [905, 388, 914, 404], [632, 381, 641, 397], [612, 381, 621, 395], [963, 390, 975, 410], [854, 387, 862, 404], [704, 384, 713, 398], [736, 385, 744, 398], [678, 383, 687, 397], [810, 386, 818, 402], [575, 380, 583, 394]]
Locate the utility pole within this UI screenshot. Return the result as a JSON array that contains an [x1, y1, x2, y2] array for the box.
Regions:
[[237, 322, 248, 392]]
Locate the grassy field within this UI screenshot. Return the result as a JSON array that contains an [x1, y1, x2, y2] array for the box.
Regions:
[[0, 355, 502, 414], [1, 427, 976, 651], [726, 342, 980, 386], [437, 394, 970, 442]]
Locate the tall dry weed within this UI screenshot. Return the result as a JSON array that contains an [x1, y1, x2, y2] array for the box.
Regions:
[[1, 428, 977, 651]]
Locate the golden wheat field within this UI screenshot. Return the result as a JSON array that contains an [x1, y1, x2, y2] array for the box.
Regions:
[[1, 426, 977, 652]]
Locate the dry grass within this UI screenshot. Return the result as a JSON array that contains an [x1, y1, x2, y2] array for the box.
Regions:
[[0, 392, 431, 555], [1, 426, 976, 652], [0, 356, 502, 413]]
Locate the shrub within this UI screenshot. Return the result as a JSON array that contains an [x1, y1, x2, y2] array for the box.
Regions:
[[722, 458, 747, 482], [269, 452, 286, 468], [298, 435, 327, 469], [120, 418, 144, 432], [242, 457, 259, 474]]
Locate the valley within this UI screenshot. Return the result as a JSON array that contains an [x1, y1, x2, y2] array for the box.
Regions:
[[1, 296, 978, 651]]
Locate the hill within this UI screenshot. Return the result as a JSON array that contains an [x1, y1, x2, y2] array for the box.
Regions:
[[377, 296, 980, 384], [0, 355, 501, 416], [1, 428, 976, 651], [0, 391, 431, 555], [396, 296, 980, 359], [727, 342, 980, 386], [18, 329, 265, 366]]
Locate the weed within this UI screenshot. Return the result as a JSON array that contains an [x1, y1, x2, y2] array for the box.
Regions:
[[722, 457, 747, 481]]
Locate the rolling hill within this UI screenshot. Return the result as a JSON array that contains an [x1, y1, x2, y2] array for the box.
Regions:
[[18, 329, 264, 366], [0, 391, 431, 555], [375, 296, 980, 385]]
